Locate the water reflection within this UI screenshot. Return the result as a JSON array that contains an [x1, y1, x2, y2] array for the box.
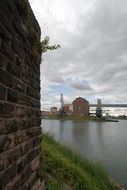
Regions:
[[41, 119, 127, 186], [59, 120, 64, 141]]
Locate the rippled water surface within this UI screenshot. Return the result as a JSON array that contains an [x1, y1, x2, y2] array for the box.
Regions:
[[41, 119, 127, 186]]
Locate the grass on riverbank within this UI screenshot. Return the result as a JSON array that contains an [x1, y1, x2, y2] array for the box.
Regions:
[[42, 133, 116, 190]]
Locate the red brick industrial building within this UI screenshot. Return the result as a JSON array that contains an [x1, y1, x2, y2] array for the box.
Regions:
[[73, 97, 89, 116]]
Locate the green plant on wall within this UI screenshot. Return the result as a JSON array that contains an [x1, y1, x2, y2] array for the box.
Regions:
[[28, 30, 60, 56], [21, 0, 60, 56], [41, 36, 60, 53]]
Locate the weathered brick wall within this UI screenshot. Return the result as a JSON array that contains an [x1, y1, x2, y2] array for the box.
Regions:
[[0, 0, 44, 189]]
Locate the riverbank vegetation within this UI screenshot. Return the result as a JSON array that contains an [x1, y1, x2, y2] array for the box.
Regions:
[[42, 115, 108, 122], [42, 133, 117, 190]]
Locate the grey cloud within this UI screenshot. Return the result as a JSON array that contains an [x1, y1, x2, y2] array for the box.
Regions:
[[48, 76, 65, 83], [71, 83, 92, 91], [31, 0, 127, 111]]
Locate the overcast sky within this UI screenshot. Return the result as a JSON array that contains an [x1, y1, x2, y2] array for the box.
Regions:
[[30, 0, 127, 114]]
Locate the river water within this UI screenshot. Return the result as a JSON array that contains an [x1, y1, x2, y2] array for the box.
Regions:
[[41, 119, 127, 186]]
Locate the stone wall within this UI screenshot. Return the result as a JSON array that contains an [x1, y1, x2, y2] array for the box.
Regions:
[[0, 0, 44, 189]]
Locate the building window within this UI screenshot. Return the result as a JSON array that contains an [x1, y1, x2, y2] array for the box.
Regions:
[[78, 106, 81, 111]]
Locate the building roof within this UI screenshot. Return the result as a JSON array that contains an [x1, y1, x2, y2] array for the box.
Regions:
[[73, 97, 88, 102]]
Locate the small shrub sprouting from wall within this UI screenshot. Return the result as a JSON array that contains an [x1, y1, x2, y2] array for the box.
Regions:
[[28, 30, 60, 57], [20, 0, 60, 56]]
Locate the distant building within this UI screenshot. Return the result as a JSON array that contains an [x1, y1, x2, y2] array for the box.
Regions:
[[64, 104, 73, 115], [50, 107, 57, 114], [73, 97, 89, 116]]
